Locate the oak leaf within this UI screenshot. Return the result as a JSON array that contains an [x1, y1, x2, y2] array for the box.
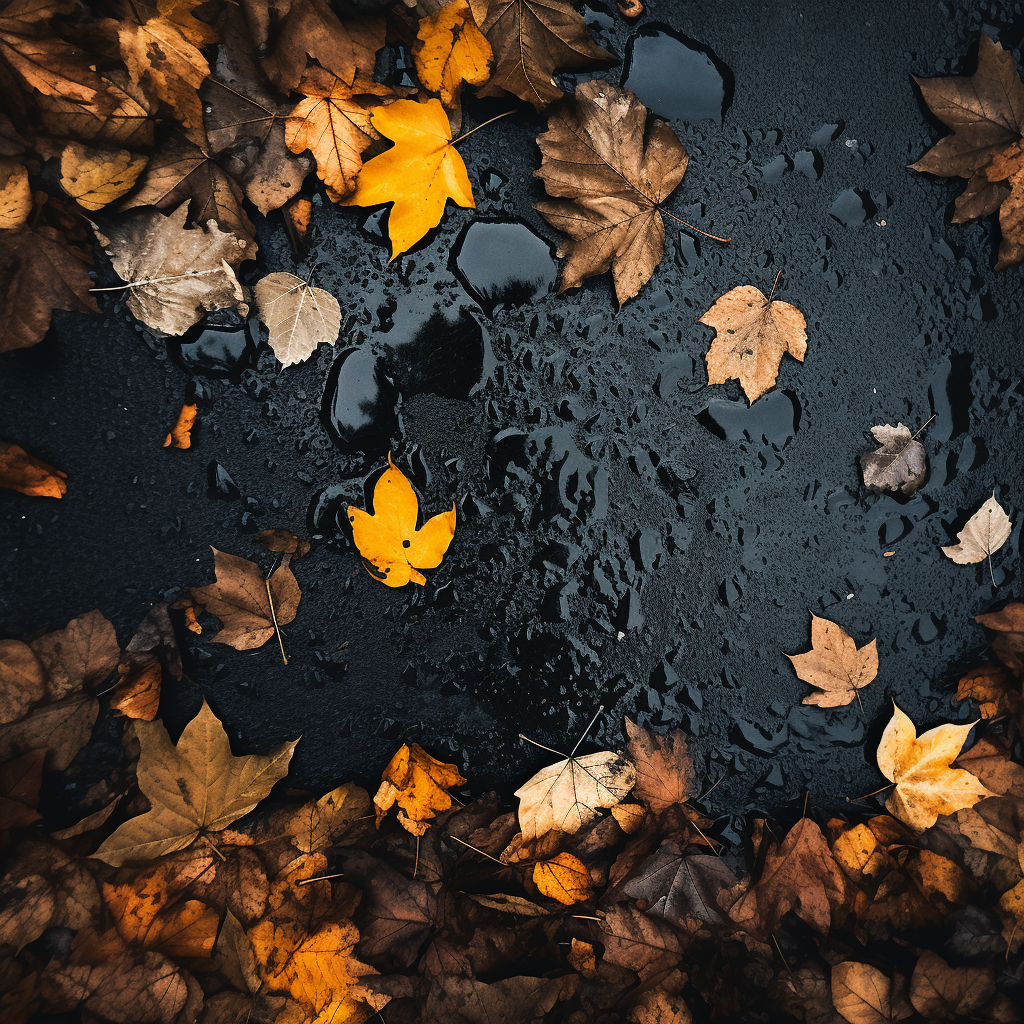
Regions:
[[340, 98, 474, 257], [859, 423, 928, 496], [786, 613, 878, 708], [475, 0, 611, 109], [941, 494, 1013, 566], [515, 748, 636, 841], [0, 441, 67, 498], [162, 402, 196, 449], [284, 71, 390, 202], [623, 717, 693, 813], [701, 284, 808, 403], [347, 455, 457, 587], [534, 80, 689, 305], [831, 962, 912, 1024], [93, 700, 297, 866], [254, 271, 342, 367], [414, 0, 493, 107], [910, 35, 1024, 269], [59, 142, 147, 212], [373, 742, 466, 833], [0, 158, 29, 229], [92, 203, 250, 336], [190, 547, 300, 650], [533, 852, 592, 905], [876, 702, 991, 830]]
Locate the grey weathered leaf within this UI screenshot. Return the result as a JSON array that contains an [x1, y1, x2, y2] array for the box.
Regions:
[[859, 422, 927, 496]]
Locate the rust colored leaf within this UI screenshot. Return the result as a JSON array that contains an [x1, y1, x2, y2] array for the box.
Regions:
[[30, 609, 119, 701], [0, 441, 67, 498], [287, 781, 371, 854], [191, 547, 300, 650], [976, 601, 1024, 677], [956, 663, 1020, 718], [0, 641, 46, 724], [373, 742, 466, 833], [787, 613, 878, 707], [533, 852, 592, 905], [534, 80, 688, 305], [414, 0, 493, 107], [598, 902, 684, 983], [110, 660, 161, 721], [624, 717, 694, 813], [255, 529, 310, 560], [908, 950, 998, 1021], [162, 402, 197, 449], [831, 962, 912, 1024]]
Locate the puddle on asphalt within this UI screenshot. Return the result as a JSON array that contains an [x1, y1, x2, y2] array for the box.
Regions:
[[320, 346, 402, 458], [829, 187, 877, 227], [696, 390, 801, 445], [172, 314, 255, 378], [622, 25, 733, 123]]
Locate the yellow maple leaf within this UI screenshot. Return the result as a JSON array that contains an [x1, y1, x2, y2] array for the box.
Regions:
[[414, 0, 493, 107], [346, 454, 456, 587], [876, 702, 992, 830], [339, 98, 474, 258], [373, 742, 466, 834]]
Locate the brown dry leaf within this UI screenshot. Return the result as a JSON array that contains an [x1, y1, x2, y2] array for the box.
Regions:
[[110, 661, 161, 721], [623, 717, 693, 813], [248, 917, 383, 1023], [190, 547, 300, 651], [976, 602, 1024, 677], [598, 902, 685, 982], [0, 694, 99, 771], [0, 873, 55, 952], [859, 423, 928, 496], [475, 0, 611, 109], [876, 702, 992, 830], [567, 937, 596, 974], [701, 284, 808, 403], [786, 613, 878, 708], [414, 0, 492, 107], [941, 494, 1013, 566], [952, 735, 1024, 795], [725, 817, 847, 937], [285, 69, 390, 202], [831, 823, 889, 879], [92, 203, 251, 336], [534, 80, 689, 305], [533, 852, 592, 905], [93, 700, 297, 866], [0, 441, 68, 498], [423, 975, 577, 1023], [258, 0, 385, 94], [831, 962, 912, 1024], [255, 529, 311, 560], [253, 271, 342, 367], [287, 781, 371, 854], [373, 742, 466, 833], [30, 609, 119, 701], [0, 748, 45, 828], [908, 950, 1000, 1021], [0, 158, 30, 229], [956, 663, 1020, 718], [910, 34, 1024, 269], [956, 795, 1024, 858], [162, 402, 197, 449], [36, 69, 154, 148], [59, 143, 147, 212], [0, 219, 99, 352], [515, 747, 636, 841], [466, 892, 550, 916], [122, 603, 182, 680], [627, 988, 694, 1024]]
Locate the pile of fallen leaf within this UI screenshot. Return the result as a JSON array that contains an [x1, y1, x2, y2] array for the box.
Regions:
[[2, 547, 1024, 1022]]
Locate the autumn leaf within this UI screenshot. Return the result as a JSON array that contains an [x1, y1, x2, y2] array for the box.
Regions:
[[346, 454, 457, 587], [831, 962, 912, 1024], [908, 950, 1010, 1021], [253, 271, 342, 368], [373, 742, 466, 834], [786, 613, 878, 708], [190, 547, 300, 651], [941, 494, 1013, 571], [31, 608, 120, 701], [859, 422, 928, 496], [910, 34, 1024, 269], [93, 700, 297, 866], [515, 748, 636, 841], [287, 782, 371, 854], [975, 602, 1024, 677], [59, 142, 147, 212], [474, 0, 611, 109], [623, 717, 693, 813], [36, 69, 154, 148], [701, 283, 808, 403], [414, 0, 493, 108], [534, 80, 689, 305], [875, 702, 992, 830], [0, 640, 45, 723], [255, 528, 311, 560], [162, 403, 196, 449], [0, 158, 29, 228], [339, 98, 474, 258], [0, 440, 67, 498], [91, 203, 251, 336], [533, 852, 592, 905]]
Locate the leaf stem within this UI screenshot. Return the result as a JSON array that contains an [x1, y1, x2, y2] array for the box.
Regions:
[[450, 835, 505, 865], [846, 782, 894, 803], [266, 577, 288, 666], [661, 209, 731, 242], [451, 109, 516, 147], [911, 413, 936, 440], [570, 704, 605, 757], [519, 733, 568, 759], [90, 268, 229, 292], [297, 872, 345, 886]]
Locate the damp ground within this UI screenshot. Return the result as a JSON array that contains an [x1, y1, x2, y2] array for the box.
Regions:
[[3, 0, 1024, 836]]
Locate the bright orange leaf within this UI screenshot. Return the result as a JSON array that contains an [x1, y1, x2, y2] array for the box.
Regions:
[[163, 403, 197, 449], [373, 742, 466, 834], [414, 0, 493, 107], [533, 852, 592, 905], [0, 441, 67, 498], [346, 454, 456, 587], [339, 98, 474, 257]]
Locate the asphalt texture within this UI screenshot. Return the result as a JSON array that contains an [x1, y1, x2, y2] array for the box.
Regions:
[[2, 0, 1024, 837]]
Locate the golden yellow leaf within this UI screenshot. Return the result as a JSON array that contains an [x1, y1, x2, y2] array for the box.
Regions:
[[700, 284, 807, 403], [786, 614, 878, 708], [346, 454, 457, 587], [373, 742, 466, 833], [0, 441, 67, 498], [414, 0, 493, 107], [876, 702, 992, 830], [162, 402, 197, 449], [0, 160, 30, 230], [59, 143, 147, 212], [340, 98, 474, 257], [533, 852, 592, 905]]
